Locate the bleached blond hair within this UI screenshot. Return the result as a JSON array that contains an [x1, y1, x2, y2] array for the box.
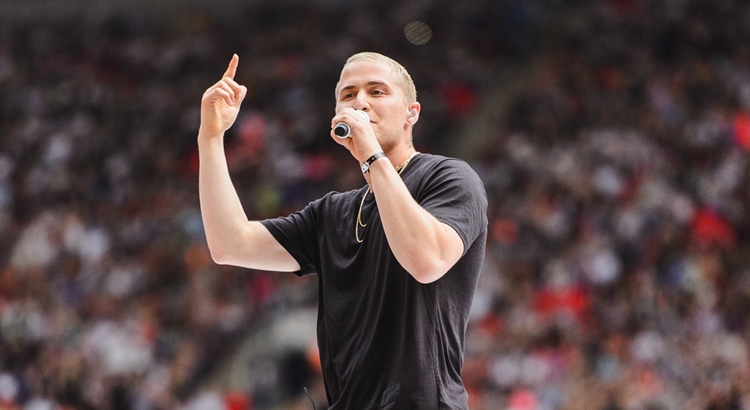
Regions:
[[336, 52, 417, 104]]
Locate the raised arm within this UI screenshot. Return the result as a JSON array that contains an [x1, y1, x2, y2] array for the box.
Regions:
[[198, 55, 299, 272]]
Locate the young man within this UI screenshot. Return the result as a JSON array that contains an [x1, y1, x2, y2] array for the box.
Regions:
[[198, 52, 487, 409]]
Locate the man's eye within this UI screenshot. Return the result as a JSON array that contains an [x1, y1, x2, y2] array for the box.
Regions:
[[372, 90, 384, 95]]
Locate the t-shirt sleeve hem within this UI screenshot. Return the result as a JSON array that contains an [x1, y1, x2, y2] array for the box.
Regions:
[[436, 217, 471, 257], [260, 219, 317, 277]]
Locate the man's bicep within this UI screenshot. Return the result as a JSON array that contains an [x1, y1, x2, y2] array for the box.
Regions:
[[420, 161, 488, 250], [230, 221, 301, 272], [438, 220, 465, 266]]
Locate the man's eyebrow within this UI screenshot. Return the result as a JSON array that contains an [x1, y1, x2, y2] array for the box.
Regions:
[[339, 81, 389, 93]]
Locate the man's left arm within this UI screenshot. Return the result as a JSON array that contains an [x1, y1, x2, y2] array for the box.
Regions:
[[368, 158, 481, 284]]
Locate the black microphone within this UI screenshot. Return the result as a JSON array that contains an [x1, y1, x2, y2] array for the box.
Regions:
[[334, 110, 370, 138]]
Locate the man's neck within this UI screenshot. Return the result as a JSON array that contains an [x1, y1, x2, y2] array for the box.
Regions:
[[385, 145, 418, 170]]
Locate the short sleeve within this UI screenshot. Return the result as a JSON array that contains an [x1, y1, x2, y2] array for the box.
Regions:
[[260, 198, 323, 277], [414, 159, 488, 256]]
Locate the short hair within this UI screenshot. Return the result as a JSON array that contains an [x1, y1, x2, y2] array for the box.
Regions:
[[337, 52, 417, 104]]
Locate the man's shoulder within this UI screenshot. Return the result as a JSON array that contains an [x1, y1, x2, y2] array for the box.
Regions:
[[414, 153, 474, 170], [411, 153, 482, 183], [309, 187, 365, 210]]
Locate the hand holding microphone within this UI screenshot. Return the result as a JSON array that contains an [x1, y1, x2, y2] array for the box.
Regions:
[[334, 110, 370, 138]]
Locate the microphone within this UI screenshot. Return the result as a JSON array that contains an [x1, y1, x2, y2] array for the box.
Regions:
[[334, 110, 370, 138]]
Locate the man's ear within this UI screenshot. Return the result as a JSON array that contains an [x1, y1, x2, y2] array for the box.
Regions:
[[406, 102, 420, 125]]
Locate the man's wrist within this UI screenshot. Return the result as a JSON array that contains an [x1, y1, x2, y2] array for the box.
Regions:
[[198, 127, 224, 140], [361, 152, 387, 174], [197, 133, 226, 151]]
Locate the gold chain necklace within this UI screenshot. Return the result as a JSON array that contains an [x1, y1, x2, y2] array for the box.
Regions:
[[355, 152, 419, 243]]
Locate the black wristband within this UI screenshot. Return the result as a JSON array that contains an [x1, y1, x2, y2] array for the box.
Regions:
[[361, 152, 386, 174]]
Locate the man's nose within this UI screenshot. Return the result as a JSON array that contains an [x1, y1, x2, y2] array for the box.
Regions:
[[352, 91, 371, 111]]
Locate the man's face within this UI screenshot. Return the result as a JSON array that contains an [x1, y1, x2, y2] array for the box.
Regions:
[[335, 60, 410, 151]]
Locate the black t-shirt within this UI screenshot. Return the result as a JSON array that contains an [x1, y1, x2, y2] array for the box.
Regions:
[[261, 153, 487, 409]]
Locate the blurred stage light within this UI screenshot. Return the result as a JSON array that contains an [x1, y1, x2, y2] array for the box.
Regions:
[[404, 21, 432, 45]]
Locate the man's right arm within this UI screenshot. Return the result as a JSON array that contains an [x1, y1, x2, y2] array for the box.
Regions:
[[198, 54, 300, 272]]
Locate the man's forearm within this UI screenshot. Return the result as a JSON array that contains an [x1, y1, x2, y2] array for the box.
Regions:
[[198, 135, 250, 263]]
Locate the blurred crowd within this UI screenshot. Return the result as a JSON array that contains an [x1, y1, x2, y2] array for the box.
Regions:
[[464, 1, 750, 409], [0, 0, 532, 409], [3, 0, 750, 409]]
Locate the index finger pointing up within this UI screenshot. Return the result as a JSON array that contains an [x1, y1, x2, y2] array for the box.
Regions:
[[223, 54, 239, 79]]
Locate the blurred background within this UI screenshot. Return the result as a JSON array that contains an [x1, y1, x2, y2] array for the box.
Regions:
[[0, 0, 749, 409]]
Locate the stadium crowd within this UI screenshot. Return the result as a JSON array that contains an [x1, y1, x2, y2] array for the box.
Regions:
[[0, 0, 531, 409], [463, 1, 750, 409], [1, 0, 750, 409]]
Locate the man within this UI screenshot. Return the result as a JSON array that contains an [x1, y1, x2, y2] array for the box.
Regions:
[[198, 51, 487, 409]]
